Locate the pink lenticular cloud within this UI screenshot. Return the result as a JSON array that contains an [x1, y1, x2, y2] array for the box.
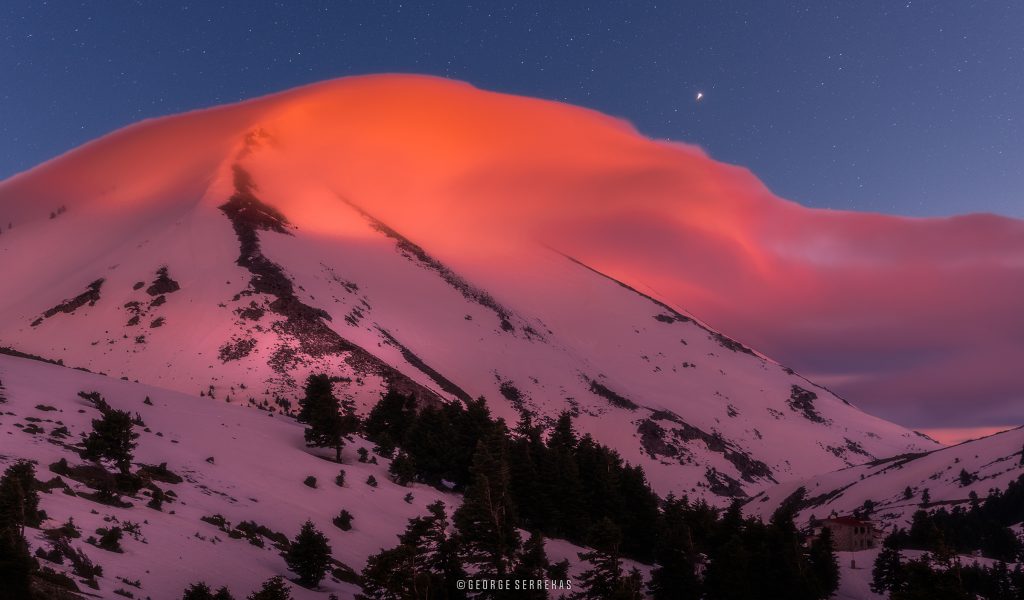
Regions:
[[2, 75, 1021, 431]]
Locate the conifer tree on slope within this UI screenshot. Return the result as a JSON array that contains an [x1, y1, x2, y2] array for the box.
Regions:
[[401, 405, 457, 485], [247, 576, 293, 600], [0, 521, 35, 600], [453, 421, 521, 583], [511, 530, 555, 600], [508, 411, 550, 530], [284, 520, 332, 588], [702, 525, 752, 599], [449, 397, 494, 483], [0, 462, 41, 600], [809, 527, 840, 598], [0, 461, 43, 530], [81, 407, 138, 474], [388, 451, 417, 486], [648, 495, 700, 600], [182, 582, 236, 600], [762, 501, 819, 600], [298, 374, 357, 462], [871, 535, 905, 595], [572, 518, 637, 600], [363, 388, 417, 455], [542, 411, 586, 539], [358, 501, 466, 600]]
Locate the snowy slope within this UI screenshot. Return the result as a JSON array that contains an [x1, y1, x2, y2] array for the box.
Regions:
[[746, 426, 1024, 530], [1, 353, 654, 599], [0, 76, 937, 501]]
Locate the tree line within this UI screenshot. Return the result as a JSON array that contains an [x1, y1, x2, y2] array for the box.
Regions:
[[354, 384, 841, 599], [871, 473, 1024, 599]]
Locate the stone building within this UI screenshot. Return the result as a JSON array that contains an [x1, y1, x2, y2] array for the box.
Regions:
[[815, 516, 877, 551]]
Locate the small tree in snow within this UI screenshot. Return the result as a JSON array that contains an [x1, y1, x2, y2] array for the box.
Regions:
[[182, 582, 235, 599], [333, 509, 353, 531], [284, 521, 332, 588], [247, 576, 292, 600]]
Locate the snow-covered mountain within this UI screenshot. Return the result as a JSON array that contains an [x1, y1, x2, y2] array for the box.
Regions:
[[747, 425, 1024, 530], [0, 75, 936, 502]]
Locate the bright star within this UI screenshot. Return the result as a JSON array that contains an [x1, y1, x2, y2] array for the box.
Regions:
[[696, 91, 704, 102]]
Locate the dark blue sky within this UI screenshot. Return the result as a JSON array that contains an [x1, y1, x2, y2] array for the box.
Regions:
[[2, 2, 1021, 217]]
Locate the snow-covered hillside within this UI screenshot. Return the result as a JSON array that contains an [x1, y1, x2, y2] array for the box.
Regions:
[[1, 353, 649, 599], [0, 77, 938, 502], [747, 425, 1024, 530]]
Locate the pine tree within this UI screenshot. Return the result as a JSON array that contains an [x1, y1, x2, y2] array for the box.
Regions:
[[703, 533, 752, 600], [363, 388, 417, 455], [543, 412, 586, 540], [574, 436, 624, 534], [0, 522, 36, 600], [358, 501, 466, 600], [871, 535, 904, 594], [0, 461, 42, 530], [182, 582, 213, 600], [247, 576, 292, 600], [357, 544, 417, 600], [648, 495, 700, 600], [809, 527, 840, 598], [617, 568, 645, 600], [297, 374, 330, 423], [763, 507, 817, 600], [548, 411, 578, 452], [616, 463, 660, 562], [81, 408, 138, 473], [511, 531, 552, 600], [284, 520, 332, 588], [402, 406, 457, 485], [297, 374, 356, 462], [508, 411, 550, 531], [388, 452, 417, 486], [453, 422, 521, 582], [183, 582, 236, 600], [449, 397, 494, 483], [572, 518, 626, 600], [333, 509, 353, 531]]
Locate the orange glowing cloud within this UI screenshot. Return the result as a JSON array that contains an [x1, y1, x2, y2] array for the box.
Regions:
[[2, 74, 1022, 429]]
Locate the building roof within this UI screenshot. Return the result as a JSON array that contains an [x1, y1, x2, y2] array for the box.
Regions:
[[820, 516, 873, 526]]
